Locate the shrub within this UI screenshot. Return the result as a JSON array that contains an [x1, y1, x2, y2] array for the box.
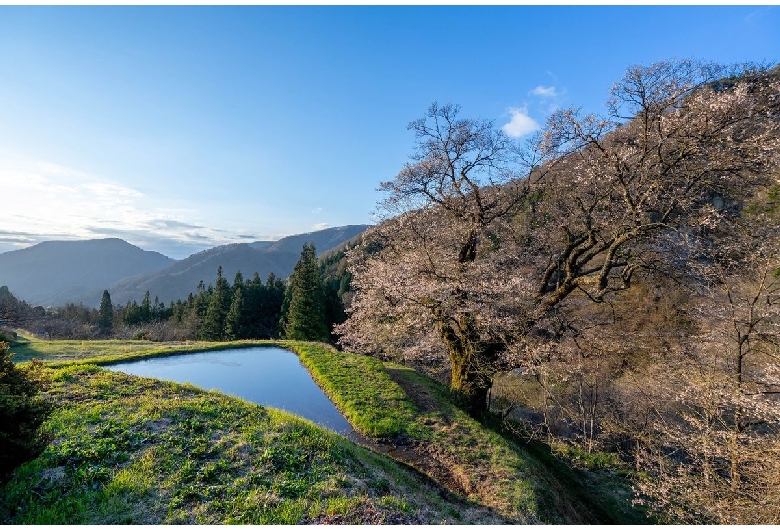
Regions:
[[132, 329, 152, 341], [0, 328, 17, 344], [0, 341, 54, 482]]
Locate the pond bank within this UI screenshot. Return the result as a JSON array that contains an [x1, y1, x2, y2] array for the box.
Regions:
[[105, 346, 354, 436], [0, 364, 505, 524], [3, 338, 646, 524]]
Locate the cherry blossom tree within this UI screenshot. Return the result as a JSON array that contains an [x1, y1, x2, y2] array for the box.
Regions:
[[338, 61, 780, 418], [339, 103, 528, 414]]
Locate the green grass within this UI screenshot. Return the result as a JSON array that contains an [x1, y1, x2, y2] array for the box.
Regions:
[[550, 442, 624, 470], [290, 344, 647, 524], [287, 343, 555, 522], [8, 333, 278, 367], [379, 364, 545, 521], [289, 341, 429, 439], [3, 337, 647, 524], [0, 364, 500, 524]]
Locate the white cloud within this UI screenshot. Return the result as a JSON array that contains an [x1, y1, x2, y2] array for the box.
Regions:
[[0, 160, 249, 258], [531, 85, 557, 98], [82, 182, 143, 198], [0, 158, 356, 259], [502, 107, 540, 138]]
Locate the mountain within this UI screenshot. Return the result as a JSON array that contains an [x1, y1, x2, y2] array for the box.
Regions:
[[108, 225, 370, 306], [0, 238, 175, 307], [0, 226, 370, 308], [106, 243, 298, 307], [249, 225, 369, 255]]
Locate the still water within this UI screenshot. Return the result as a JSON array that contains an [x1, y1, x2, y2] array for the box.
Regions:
[[107, 347, 354, 435]]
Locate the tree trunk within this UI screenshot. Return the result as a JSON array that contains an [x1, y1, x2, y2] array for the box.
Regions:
[[449, 346, 492, 418], [434, 310, 497, 418]]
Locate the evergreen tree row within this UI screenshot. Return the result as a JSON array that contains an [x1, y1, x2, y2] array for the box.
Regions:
[[1, 242, 352, 343], [175, 268, 288, 341]]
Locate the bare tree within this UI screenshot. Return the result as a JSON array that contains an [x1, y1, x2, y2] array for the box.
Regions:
[[633, 188, 780, 524]]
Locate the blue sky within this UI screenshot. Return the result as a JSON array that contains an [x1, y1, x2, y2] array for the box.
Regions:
[[0, 5, 777, 259]]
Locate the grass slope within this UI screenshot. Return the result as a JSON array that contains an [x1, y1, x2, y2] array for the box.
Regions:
[[3, 338, 646, 524], [0, 364, 502, 524], [8, 334, 274, 366], [292, 342, 646, 524]]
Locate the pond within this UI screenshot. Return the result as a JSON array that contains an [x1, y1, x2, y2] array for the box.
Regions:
[[106, 347, 354, 436]]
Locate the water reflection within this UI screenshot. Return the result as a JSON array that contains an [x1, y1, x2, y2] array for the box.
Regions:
[[107, 347, 354, 435]]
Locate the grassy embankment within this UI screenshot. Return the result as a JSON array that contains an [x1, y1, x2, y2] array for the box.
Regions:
[[1, 351, 505, 522], [7, 333, 274, 366], [2, 336, 646, 523], [292, 342, 647, 524]]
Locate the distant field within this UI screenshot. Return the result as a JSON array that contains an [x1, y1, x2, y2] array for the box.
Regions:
[[8, 334, 276, 366]]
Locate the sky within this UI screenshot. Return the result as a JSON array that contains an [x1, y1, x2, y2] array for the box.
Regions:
[[0, 5, 778, 259]]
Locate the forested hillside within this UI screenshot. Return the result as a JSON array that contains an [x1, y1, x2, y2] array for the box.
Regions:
[[337, 60, 780, 523], [108, 225, 369, 308], [1, 240, 352, 343]]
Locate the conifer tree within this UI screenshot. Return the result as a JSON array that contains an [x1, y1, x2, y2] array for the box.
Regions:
[[233, 270, 244, 290], [201, 267, 231, 341], [280, 243, 329, 341], [97, 290, 113, 332], [140, 291, 152, 323], [123, 300, 140, 325], [224, 286, 244, 341], [264, 273, 287, 338]]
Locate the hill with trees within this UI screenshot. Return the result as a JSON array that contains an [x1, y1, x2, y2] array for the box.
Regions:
[[0, 237, 352, 343], [0, 226, 370, 308], [337, 60, 780, 523], [107, 225, 369, 309]]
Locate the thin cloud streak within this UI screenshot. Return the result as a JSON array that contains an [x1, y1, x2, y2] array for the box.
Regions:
[[0, 159, 275, 259], [531, 85, 557, 98]]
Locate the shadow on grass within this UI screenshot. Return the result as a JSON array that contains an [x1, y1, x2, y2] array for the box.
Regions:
[[386, 364, 651, 525]]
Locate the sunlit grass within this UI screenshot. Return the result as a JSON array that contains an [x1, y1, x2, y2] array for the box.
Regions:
[[294, 345, 642, 523], [9, 333, 277, 366], [288, 342, 543, 521], [289, 341, 428, 438], [2, 337, 644, 523], [0, 363, 496, 524]]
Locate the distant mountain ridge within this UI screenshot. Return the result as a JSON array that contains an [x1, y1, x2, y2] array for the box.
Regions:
[[107, 224, 369, 307], [249, 225, 368, 255], [106, 243, 299, 307], [0, 238, 175, 307], [0, 225, 369, 308]]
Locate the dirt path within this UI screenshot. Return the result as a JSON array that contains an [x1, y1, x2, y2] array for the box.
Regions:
[[347, 368, 470, 498]]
